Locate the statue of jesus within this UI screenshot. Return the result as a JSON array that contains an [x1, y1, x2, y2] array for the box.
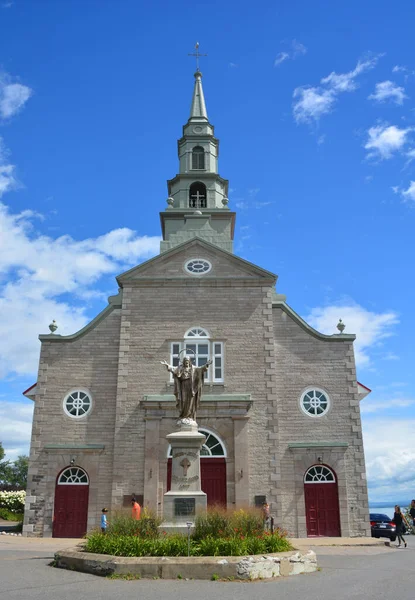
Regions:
[[160, 355, 212, 422]]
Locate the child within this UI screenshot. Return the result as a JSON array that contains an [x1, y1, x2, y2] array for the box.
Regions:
[[101, 508, 109, 533]]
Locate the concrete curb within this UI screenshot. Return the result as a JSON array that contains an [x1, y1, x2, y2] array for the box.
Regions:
[[54, 546, 318, 580]]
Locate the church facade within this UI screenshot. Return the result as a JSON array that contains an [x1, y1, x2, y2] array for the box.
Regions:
[[23, 70, 371, 539]]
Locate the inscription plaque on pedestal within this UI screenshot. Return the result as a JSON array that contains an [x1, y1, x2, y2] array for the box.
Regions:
[[174, 497, 196, 517]]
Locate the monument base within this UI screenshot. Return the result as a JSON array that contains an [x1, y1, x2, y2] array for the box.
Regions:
[[163, 490, 207, 525], [163, 419, 207, 526]]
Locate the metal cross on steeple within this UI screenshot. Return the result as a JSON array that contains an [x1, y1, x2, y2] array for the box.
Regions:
[[188, 42, 207, 72]]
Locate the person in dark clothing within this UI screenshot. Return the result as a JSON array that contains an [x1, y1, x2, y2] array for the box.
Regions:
[[393, 505, 407, 547], [409, 499, 415, 533]]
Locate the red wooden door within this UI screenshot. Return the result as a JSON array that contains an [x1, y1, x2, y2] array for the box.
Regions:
[[53, 484, 89, 538], [304, 483, 341, 537], [167, 458, 227, 506]]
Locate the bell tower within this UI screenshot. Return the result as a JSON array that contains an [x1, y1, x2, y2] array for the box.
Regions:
[[160, 69, 236, 253]]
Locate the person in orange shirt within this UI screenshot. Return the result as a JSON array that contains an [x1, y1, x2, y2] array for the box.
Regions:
[[131, 498, 141, 520]]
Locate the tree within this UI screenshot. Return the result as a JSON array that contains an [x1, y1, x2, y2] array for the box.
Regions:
[[0, 442, 11, 484], [6, 456, 29, 489]]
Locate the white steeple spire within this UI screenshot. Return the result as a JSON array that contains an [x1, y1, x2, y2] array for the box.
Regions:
[[190, 71, 208, 120]]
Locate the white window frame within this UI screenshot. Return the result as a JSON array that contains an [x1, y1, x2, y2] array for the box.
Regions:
[[63, 388, 93, 419], [304, 465, 336, 484], [58, 467, 89, 485], [169, 327, 224, 384], [300, 387, 330, 418]]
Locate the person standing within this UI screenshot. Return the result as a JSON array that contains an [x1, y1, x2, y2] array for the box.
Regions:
[[131, 498, 141, 520], [409, 499, 415, 533], [101, 508, 108, 533], [393, 505, 407, 548]]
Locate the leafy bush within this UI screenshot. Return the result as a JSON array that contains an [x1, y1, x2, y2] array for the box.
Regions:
[[85, 530, 291, 557], [0, 490, 26, 513], [106, 508, 162, 538], [0, 507, 24, 521], [193, 506, 263, 540]]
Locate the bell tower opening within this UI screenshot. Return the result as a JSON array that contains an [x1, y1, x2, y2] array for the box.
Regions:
[[189, 181, 207, 208]]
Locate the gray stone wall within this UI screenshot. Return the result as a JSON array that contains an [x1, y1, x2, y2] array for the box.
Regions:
[[23, 308, 121, 536], [110, 277, 274, 511], [271, 306, 370, 537]]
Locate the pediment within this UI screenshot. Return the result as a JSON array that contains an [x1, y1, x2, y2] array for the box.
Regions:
[[117, 238, 276, 284]]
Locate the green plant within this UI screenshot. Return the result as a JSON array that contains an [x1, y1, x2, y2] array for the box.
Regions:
[[177, 573, 183, 579], [106, 508, 162, 538], [107, 572, 141, 580], [0, 507, 24, 521], [211, 573, 219, 581], [193, 506, 263, 541], [0, 490, 26, 514]]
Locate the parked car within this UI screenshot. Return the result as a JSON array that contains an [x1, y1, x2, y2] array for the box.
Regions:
[[370, 513, 396, 541]]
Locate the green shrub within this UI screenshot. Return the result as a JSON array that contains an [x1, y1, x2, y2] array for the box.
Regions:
[[106, 509, 162, 538], [84, 530, 291, 557], [0, 490, 25, 514], [193, 506, 263, 540], [0, 507, 24, 521]]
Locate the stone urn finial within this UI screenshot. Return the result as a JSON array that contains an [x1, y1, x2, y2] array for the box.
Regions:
[[167, 197, 174, 207], [49, 320, 58, 334], [336, 319, 345, 333], [222, 197, 229, 207]]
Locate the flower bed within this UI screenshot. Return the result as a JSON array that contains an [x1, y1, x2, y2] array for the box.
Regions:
[[84, 507, 292, 558], [0, 490, 26, 517]]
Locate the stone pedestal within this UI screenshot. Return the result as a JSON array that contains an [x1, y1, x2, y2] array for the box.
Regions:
[[163, 420, 207, 524]]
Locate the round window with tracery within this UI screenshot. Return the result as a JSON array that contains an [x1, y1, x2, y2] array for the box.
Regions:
[[63, 390, 92, 419], [185, 258, 212, 275], [300, 388, 330, 417], [58, 467, 89, 485], [304, 465, 335, 483]]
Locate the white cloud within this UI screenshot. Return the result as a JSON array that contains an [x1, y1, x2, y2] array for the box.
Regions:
[[293, 87, 335, 123], [235, 201, 248, 210], [392, 65, 407, 73], [0, 201, 161, 379], [401, 181, 415, 202], [0, 400, 34, 460], [368, 80, 407, 105], [306, 302, 399, 367], [0, 72, 32, 119], [274, 39, 307, 67], [274, 52, 289, 67], [361, 397, 415, 414], [364, 124, 413, 160], [362, 417, 415, 499], [293, 55, 380, 124]]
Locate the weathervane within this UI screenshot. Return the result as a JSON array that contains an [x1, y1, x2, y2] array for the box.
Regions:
[[188, 42, 207, 72]]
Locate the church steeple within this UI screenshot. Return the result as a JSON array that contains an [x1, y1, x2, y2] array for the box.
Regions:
[[189, 71, 208, 121], [159, 68, 235, 253]]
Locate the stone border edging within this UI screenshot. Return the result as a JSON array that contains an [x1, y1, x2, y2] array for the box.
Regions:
[[54, 546, 317, 580]]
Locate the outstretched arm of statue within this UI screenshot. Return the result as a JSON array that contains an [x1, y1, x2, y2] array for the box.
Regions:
[[202, 359, 213, 371], [159, 360, 174, 373]]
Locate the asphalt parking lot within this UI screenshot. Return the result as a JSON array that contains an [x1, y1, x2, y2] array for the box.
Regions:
[[0, 536, 414, 600]]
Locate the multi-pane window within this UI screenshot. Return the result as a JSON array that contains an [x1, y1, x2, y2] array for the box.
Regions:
[[304, 465, 335, 483], [300, 388, 330, 417], [169, 327, 224, 383], [192, 146, 205, 170]]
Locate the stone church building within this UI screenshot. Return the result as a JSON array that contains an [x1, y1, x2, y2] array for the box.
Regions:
[[23, 69, 371, 538]]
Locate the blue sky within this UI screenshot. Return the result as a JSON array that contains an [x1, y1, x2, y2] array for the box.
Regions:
[[0, 0, 414, 503]]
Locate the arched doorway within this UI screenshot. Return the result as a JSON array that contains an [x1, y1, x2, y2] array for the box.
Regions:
[[167, 429, 227, 506], [304, 465, 341, 537], [53, 467, 89, 538]]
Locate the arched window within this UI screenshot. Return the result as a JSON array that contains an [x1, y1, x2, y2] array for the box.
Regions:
[[192, 146, 205, 170], [169, 428, 226, 457], [58, 467, 89, 485], [304, 465, 336, 483], [170, 327, 224, 382], [189, 181, 207, 208]]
